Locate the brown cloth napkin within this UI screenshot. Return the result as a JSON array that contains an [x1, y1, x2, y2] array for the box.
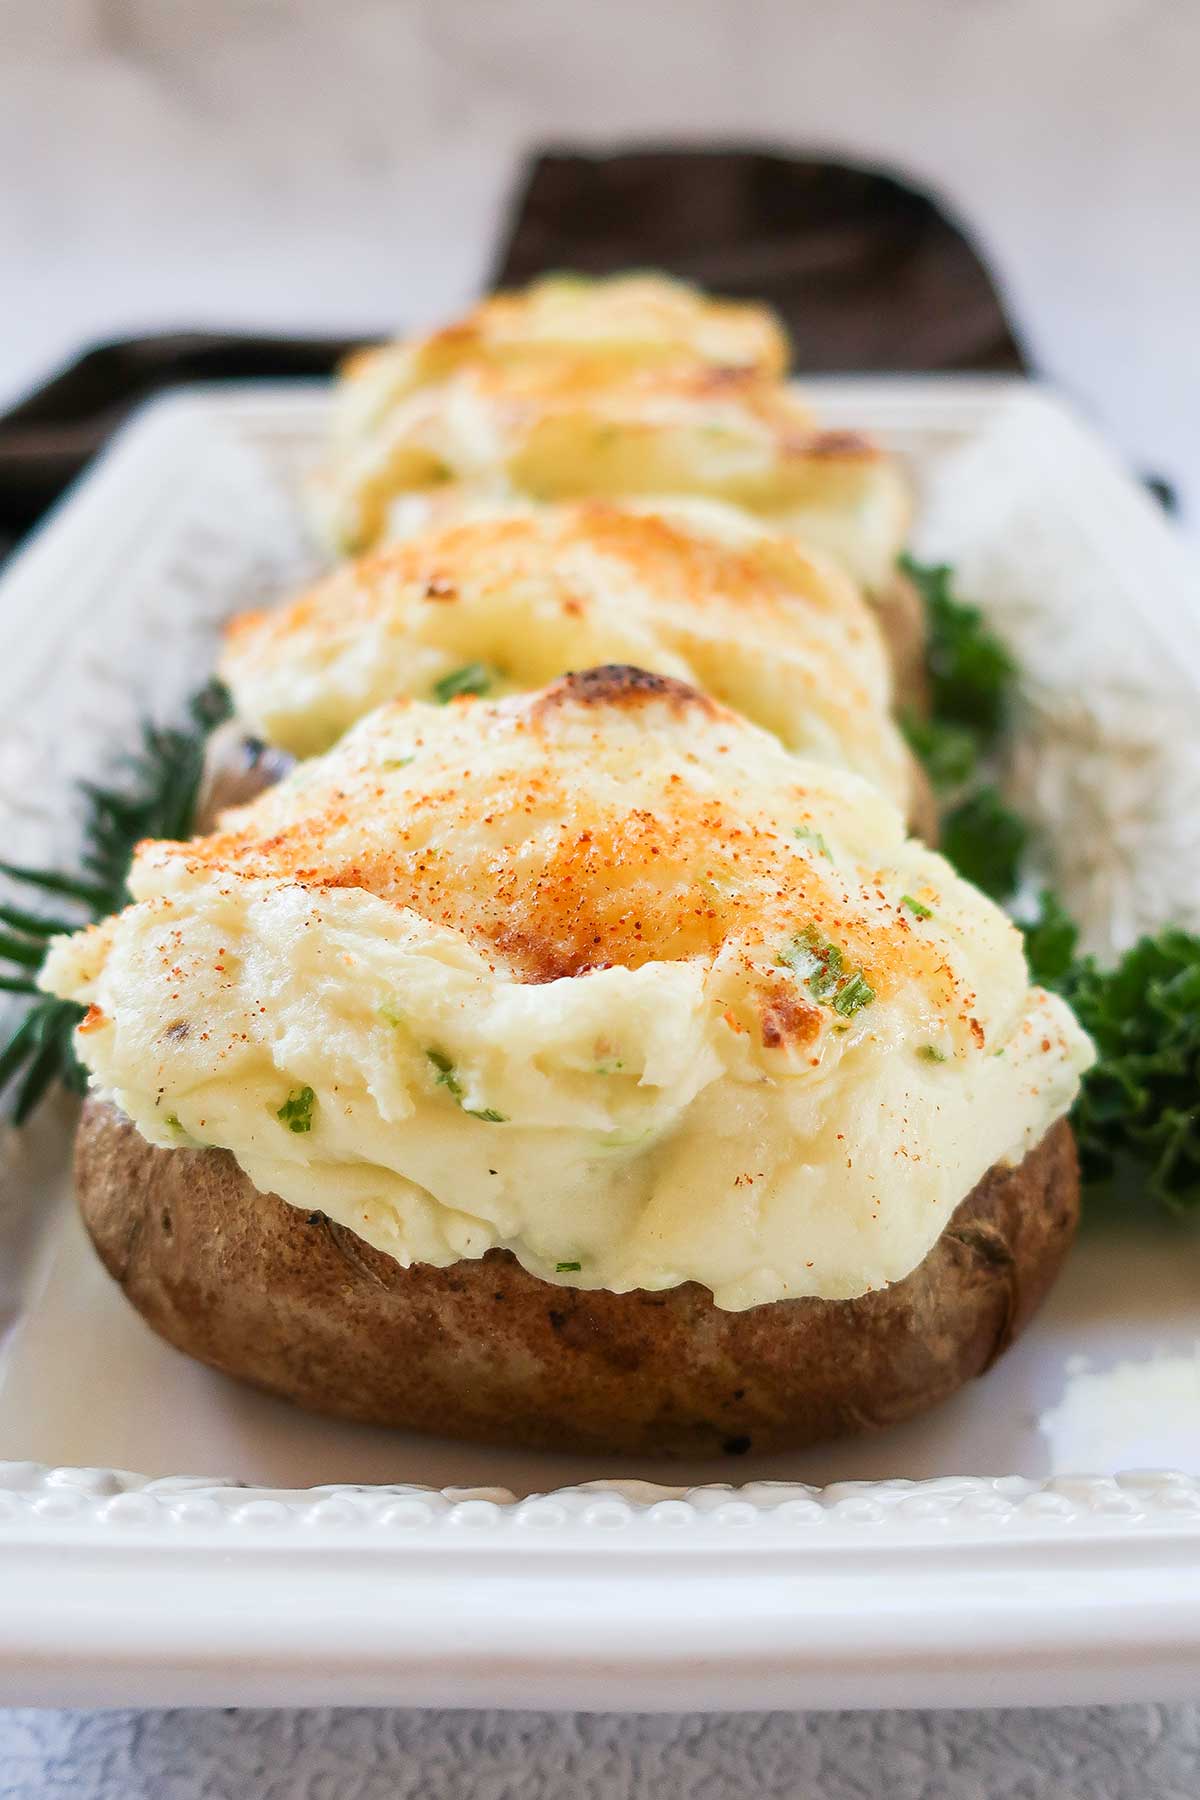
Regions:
[[0, 146, 1030, 561], [492, 147, 1027, 375]]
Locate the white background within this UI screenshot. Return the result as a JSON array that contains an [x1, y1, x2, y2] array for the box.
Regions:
[[2, 1, 1199, 1793], [3, 0, 1200, 527]]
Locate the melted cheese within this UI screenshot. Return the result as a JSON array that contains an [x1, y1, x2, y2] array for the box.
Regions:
[[43, 673, 1092, 1309]]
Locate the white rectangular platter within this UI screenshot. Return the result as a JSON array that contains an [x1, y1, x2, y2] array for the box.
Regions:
[[1, 379, 1200, 1711]]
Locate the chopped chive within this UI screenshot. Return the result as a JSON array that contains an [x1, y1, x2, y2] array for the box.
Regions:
[[779, 925, 874, 1017], [432, 662, 492, 704], [556, 1260, 582, 1273], [276, 1085, 316, 1133], [793, 826, 832, 858], [427, 1049, 505, 1119], [426, 1048, 464, 1099], [831, 971, 875, 1018], [901, 894, 933, 920]]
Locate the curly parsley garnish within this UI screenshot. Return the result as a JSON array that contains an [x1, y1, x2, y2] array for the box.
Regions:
[[1020, 894, 1200, 1211], [276, 1086, 316, 1133], [941, 786, 1030, 903], [432, 662, 492, 704], [901, 555, 1027, 900], [901, 554, 1017, 744]]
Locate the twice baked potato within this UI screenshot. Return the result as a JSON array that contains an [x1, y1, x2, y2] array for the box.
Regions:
[[77, 1099, 1078, 1455], [44, 668, 1092, 1453], [220, 497, 931, 829], [313, 273, 915, 643]]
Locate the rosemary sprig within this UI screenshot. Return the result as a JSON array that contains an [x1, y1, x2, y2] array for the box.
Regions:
[[0, 680, 231, 1122]]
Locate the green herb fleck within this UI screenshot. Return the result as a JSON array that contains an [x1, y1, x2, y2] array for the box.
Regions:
[[276, 1085, 316, 1133], [426, 1049, 506, 1120], [594, 1060, 625, 1075], [918, 1044, 948, 1063], [555, 1260, 582, 1273], [831, 971, 875, 1017], [164, 1112, 183, 1130], [780, 925, 874, 1017], [901, 894, 933, 920], [432, 662, 492, 704], [794, 826, 832, 858], [426, 1048, 464, 1099], [381, 755, 415, 771]]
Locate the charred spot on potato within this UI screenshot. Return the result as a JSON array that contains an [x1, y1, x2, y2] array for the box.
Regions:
[[538, 664, 717, 718]]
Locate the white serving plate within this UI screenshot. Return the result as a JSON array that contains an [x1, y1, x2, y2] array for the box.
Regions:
[[1, 379, 1199, 1711]]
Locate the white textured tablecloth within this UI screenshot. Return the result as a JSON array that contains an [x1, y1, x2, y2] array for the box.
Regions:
[[2, 1706, 1200, 1798], [3, 0, 1199, 1789]]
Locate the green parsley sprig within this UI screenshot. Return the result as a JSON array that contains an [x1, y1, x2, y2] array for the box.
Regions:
[[903, 556, 1200, 1219], [1022, 893, 1200, 1212], [0, 681, 232, 1121], [900, 554, 1027, 900]]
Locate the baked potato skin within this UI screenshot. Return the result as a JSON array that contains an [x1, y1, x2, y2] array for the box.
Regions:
[[874, 567, 930, 717], [76, 1099, 1078, 1457]]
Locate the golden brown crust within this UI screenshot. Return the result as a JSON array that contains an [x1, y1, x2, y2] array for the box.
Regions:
[[75, 1100, 1079, 1457]]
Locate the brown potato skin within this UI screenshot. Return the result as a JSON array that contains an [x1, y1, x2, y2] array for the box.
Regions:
[[75, 1099, 1078, 1457], [873, 569, 930, 717]]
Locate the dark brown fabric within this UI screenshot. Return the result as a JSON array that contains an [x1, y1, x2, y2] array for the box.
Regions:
[[0, 332, 359, 555], [0, 145, 1031, 559], [492, 146, 1029, 376]]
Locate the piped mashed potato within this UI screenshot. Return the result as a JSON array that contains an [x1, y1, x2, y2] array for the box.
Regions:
[[42, 670, 1092, 1311], [315, 273, 910, 591], [221, 498, 914, 813]]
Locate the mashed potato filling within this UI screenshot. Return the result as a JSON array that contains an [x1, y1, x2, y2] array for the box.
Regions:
[[42, 676, 1093, 1310]]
